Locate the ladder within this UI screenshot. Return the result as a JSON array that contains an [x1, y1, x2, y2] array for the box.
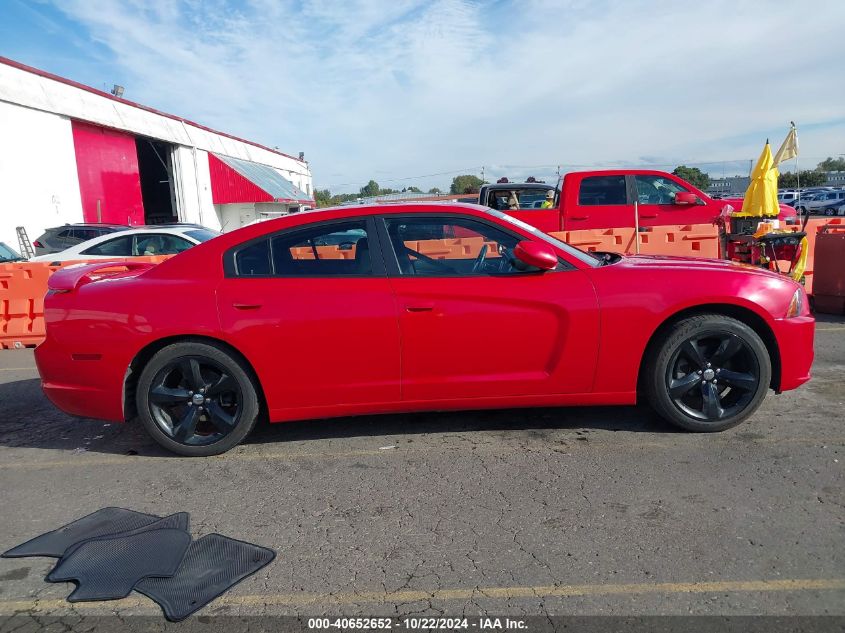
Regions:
[[16, 226, 35, 260]]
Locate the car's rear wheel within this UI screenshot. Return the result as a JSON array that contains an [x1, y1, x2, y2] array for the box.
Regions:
[[645, 314, 771, 432], [136, 341, 260, 456]]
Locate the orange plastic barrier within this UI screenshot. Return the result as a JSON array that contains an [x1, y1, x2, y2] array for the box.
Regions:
[[1, 256, 171, 350], [550, 219, 840, 296], [637, 224, 720, 258]]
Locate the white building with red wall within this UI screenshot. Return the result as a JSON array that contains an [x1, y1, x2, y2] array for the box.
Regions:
[[0, 57, 314, 251]]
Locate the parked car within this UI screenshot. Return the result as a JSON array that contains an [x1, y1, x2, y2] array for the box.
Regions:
[[777, 191, 800, 207], [29, 226, 220, 263], [796, 191, 845, 214], [36, 203, 814, 456], [33, 223, 129, 256], [0, 242, 24, 262], [812, 192, 845, 215]]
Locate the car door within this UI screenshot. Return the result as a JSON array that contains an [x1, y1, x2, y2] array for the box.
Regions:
[[378, 214, 599, 402], [563, 174, 635, 230], [633, 174, 709, 227], [216, 218, 401, 416]]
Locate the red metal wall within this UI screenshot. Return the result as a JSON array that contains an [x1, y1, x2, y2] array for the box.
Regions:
[[208, 153, 273, 204], [71, 121, 145, 225]]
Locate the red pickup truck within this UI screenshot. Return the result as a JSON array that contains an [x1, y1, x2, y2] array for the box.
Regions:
[[478, 170, 796, 234]]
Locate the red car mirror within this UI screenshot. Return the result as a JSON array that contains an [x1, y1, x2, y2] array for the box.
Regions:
[[513, 240, 558, 271], [674, 192, 698, 206]]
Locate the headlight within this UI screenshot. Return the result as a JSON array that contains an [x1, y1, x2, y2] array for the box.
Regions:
[[786, 288, 804, 318]]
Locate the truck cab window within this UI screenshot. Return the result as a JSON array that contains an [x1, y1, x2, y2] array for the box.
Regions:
[[635, 176, 689, 204], [578, 176, 628, 205]]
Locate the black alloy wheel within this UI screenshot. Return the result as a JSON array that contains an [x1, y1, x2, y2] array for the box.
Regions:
[[148, 356, 242, 446], [136, 342, 260, 456], [666, 332, 760, 422], [645, 314, 771, 432]]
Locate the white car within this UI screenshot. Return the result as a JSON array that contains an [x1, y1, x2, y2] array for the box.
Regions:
[[29, 226, 219, 262]]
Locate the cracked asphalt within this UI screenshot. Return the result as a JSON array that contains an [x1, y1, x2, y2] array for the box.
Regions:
[[0, 316, 843, 619]]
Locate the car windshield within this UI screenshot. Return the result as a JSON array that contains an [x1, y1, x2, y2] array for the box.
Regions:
[[185, 229, 221, 242], [485, 209, 600, 267], [0, 242, 22, 262]]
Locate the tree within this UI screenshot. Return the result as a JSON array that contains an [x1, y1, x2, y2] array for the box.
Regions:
[[778, 170, 827, 188], [428, 187, 442, 194], [360, 180, 380, 198], [818, 157, 845, 172], [314, 188, 333, 208], [450, 174, 484, 194], [672, 165, 711, 190], [406, 186, 422, 193]]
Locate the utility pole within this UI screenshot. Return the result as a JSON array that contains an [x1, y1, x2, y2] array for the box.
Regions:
[[481, 166, 485, 183]]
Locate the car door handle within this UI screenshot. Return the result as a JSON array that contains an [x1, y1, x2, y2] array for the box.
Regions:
[[406, 304, 434, 312], [569, 216, 588, 220], [233, 303, 262, 310], [639, 214, 658, 218]]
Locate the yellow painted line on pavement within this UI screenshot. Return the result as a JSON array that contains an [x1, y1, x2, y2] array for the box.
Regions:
[[0, 578, 842, 613], [1, 436, 844, 471], [0, 367, 35, 371], [817, 326, 845, 331]]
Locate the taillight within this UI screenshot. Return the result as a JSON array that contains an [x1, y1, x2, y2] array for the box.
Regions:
[[33, 240, 43, 248]]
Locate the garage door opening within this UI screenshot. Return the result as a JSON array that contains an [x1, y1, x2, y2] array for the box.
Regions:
[[136, 137, 177, 225]]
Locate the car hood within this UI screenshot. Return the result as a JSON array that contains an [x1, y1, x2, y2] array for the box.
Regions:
[[612, 254, 788, 280]]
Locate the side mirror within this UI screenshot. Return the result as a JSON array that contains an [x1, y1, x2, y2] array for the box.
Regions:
[[674, 192, 698, 206], [513, 240, 558, 271]]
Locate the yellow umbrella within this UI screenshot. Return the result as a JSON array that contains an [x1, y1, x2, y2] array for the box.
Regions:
[[735, 141, 779, 217]]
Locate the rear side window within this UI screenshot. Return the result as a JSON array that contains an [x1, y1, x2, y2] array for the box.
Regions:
[[81, 235, 134, 256], [235, 240, 272, 276], [578, 176, 628, 205], [232, 221, 372, 277]]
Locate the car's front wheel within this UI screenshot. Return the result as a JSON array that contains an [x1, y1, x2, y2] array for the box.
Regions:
[[136, 341, 260, 456], [645, 314, 771, 432]]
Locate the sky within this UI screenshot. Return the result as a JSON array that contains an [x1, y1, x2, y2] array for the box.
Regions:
[[1, 0, 844, 194]]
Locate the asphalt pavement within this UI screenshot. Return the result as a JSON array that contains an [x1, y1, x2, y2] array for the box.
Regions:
[[0, 316, 843, 620]]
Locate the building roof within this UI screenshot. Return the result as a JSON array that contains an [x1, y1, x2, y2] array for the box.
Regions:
[[0, 56, 303, 164], [211, 153, 312, 205]]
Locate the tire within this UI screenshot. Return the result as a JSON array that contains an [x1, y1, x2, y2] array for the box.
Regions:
[[644, 314, 771, 432], [825, 209, 834, 216], [136, 341, 261, 456]]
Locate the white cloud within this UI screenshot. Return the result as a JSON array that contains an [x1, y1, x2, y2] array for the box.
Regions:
[[52, 0, 845, 192]]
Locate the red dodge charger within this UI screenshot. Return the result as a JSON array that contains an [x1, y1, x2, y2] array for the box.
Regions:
[[36, 204, 814, 456]]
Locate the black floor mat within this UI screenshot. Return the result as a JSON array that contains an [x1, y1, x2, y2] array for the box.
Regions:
[[134, 533, 276, 621], [47, 512, 190, 579], [47, 528, 192, 602], [2, 507, 162, 558]]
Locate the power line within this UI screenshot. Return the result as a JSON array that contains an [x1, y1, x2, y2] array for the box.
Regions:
[[323, 166, 483, 189], [320, 155, 838, 190]]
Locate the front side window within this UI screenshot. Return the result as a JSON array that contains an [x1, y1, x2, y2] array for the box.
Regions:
[[233, 221, 372, 277], [384, 216, 529, 276], [635, 175, 690, 205], [578, 176, 628, 205], [134, 234, 194, 255], [81, 235, 134, 256]]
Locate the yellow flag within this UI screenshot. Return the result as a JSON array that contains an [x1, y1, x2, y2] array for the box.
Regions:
[[772, 126, 799, 167]]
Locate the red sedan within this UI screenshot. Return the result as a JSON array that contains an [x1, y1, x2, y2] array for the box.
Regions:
[[36, 204, 814, 456]]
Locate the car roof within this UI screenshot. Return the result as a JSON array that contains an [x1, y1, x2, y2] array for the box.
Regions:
[[481, 182, 554, 191], [48, 223, 128, 230]]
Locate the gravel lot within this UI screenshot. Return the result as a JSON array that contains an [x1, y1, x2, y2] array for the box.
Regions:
[[0, 316, 843, 620]]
